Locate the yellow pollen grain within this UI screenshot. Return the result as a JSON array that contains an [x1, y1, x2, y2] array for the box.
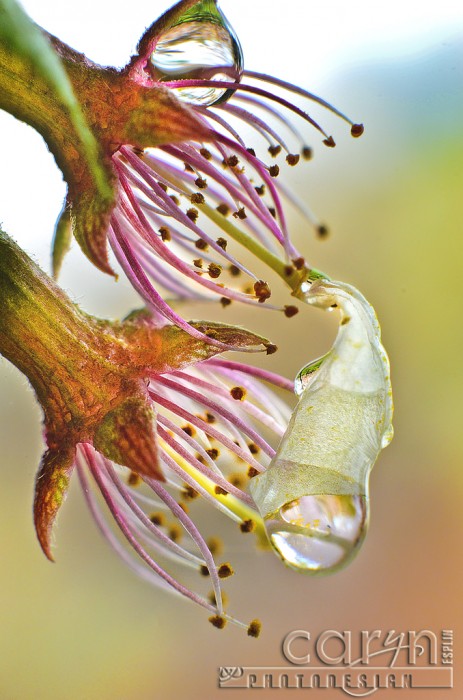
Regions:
[[168, 524, 182, 542], [206, 536, 223, 555], [149, 512, 165, 526]]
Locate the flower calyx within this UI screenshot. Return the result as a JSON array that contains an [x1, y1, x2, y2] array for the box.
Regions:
[[0, 228, 269, 559]]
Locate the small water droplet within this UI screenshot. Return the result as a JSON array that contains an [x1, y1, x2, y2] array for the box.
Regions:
[[150, 6, 243, 107], [294, 353, 329, 395], [264, 494, 368, 573], [381, 423, 394, 448]]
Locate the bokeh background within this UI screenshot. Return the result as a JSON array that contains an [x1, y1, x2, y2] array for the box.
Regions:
[[0, 1, 462, 698]]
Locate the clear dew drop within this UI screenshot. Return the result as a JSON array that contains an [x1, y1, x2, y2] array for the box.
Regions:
[[150, 12, 243, 107], [381, 423, 394, 449], [294, 354, 329, 396], [264, 494, 368, 574]]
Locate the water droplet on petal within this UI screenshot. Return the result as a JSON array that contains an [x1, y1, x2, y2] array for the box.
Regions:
[[381, 423, 394, 449], [294, 353, 329, 395], [264, 494, 368, 573], [149, 4, 243, 107]]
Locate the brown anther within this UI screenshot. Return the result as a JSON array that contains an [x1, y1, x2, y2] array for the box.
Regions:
[[317, 224, 329, 239], [187, 207, 199, 222], [247, 619, 262, 638], [302, 146, 313, 160], [209, 615, 226, 630], [196, 454, 206, 465], [268, 144, 282, 157], [183, 485, 199, 500], [284, 305, 299, 318], [323, 136, 336, 148], [195, 238, 208, 250], [206, 448, 220, 460], [226, 155, 239, 167], [127, 472, 141, 487], [286, 153, 300, 166], [293, 257, 305, 270], [233, 207, 247, 220], [269, 164, 280, 177], [181, 424, 195, 437], [132, 147, 144, 156], [351, 123, 364, 138], [341, 316, 351, 326], [265, 343, 277, 355], [214, 486, 228, 496], [220, 297, 231, 308], [205, 412, 216, 424], [255, 184, 265, 196], [216, 203, 230, 217], [254, 279, 271, 302], [284, 264, 294, 277], [193, 258, 203, 269], [218, 563, 234, 579], [228, 473, 245, 488], [216, 237, 227, 250], [170, 195, 180, 205], [195, 176, 207, 189], [149, 512, 165, 526], [177, 502, 189, 514], [240, 519, 255, 534], [184, 162, 195, 173], [200, 147, 212, 160], [331, 303, 338, 308], [248, 467, 259, 478], [159, 226, 171, 242], [208, 590, 228, 606], [229, 264, 241, 277], [208, 263, 222, 279], [157, 181, 168, 192], [246, 147, 256, 157], [207, 537, 223, 555], [200, 565, 210, 577], [190, 192, 205, 205], [248, 442, 259, 455], [268, 206, 276, 218], [168, 525, 182, 542], [230, 386, 246, 401]]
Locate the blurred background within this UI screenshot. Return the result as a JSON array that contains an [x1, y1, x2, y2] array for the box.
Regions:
[[0, 0, 462, 698]]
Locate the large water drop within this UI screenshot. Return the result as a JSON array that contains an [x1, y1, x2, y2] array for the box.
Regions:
[[264, 494, 368, 573], [149, 6, 243, 106], [249, 278, 393, 575]]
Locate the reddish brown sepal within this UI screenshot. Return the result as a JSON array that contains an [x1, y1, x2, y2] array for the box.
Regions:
[[94, 397, 163, 480], [33, 447, 76, 561]]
